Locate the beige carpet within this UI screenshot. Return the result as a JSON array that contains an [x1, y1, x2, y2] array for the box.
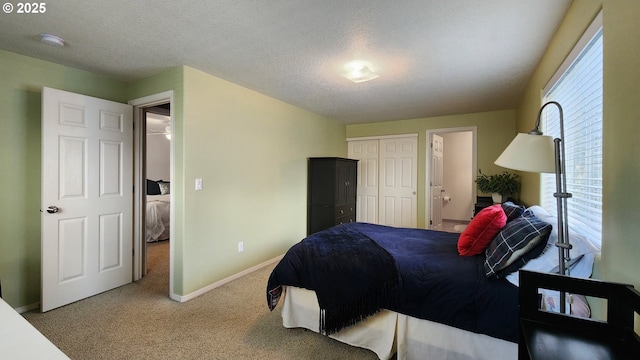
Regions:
[[23, 241, 379, 359]]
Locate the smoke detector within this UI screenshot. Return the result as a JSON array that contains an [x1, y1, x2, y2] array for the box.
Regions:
[[40, 34, 65, 47]]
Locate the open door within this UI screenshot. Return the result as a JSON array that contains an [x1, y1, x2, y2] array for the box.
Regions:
[[429, 134, 444, 230], [41, 87, 133, 312]]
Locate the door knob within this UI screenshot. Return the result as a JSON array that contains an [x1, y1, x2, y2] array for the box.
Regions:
[[46, 206, 60, 214]]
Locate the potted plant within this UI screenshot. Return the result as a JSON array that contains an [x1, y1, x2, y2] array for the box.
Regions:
[[475, 170, 520, 203]]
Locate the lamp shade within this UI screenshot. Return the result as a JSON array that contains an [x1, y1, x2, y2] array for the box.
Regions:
[[494, 133, 555, 173]]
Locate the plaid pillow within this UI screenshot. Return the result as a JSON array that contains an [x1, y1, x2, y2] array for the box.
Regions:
[[484, 212, 551, 278], [491, 225, 549, 279], [501, 201, 525, 222]]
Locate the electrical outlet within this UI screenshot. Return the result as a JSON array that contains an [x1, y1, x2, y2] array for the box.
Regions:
[[238, 242, 244, 253]]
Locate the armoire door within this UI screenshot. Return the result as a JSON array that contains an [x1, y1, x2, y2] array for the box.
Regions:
[[307, 157, 357, 235]]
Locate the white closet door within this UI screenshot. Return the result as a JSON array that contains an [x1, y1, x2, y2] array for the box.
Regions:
[[379, 137, 418, 228], [348, 140, 379, 223]]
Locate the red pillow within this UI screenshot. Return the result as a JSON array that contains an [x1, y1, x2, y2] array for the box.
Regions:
[[458, 204, 507, 256]]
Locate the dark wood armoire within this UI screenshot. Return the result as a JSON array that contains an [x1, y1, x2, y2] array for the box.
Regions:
[[307, 157, 358, 235]]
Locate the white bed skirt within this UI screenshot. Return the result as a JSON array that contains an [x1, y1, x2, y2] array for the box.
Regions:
[[146, 194, 170, 242], [282, 286, 517, 360]]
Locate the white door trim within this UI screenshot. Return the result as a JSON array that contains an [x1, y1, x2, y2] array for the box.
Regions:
[[425, 127, 477, 228], [128, 91, 174, 299], [347, 133, 418, 142]]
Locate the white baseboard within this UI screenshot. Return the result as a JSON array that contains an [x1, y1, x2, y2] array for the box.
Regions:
[[15, 256, 284, 309], [172, 255, 284, 303], [15, 302, 40, 314]]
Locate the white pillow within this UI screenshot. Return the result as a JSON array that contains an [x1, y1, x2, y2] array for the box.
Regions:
[[506, 205, 600, 287]]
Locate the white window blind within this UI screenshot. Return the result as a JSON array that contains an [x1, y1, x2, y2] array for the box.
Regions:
[[540, 15, 603, 248]]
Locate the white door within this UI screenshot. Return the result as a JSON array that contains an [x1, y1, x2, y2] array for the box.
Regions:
[[379, 137, 418, 228], [348, 140, 379, 223], [41, 87, 133, 312], [430, 134, 444, 230]]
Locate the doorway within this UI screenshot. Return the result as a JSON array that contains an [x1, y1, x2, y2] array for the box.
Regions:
[[144, 105, 171, 279], [425, 127, 477, 230], [129, 91, 174, 298]]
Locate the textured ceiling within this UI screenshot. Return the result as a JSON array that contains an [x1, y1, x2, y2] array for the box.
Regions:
[[0, 0, 571, 124]]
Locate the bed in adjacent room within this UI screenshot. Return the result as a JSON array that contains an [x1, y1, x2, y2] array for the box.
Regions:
[[266, 203, 599, 359], [146, 179, 170, 242]]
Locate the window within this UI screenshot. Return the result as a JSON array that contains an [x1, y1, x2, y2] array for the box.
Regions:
[[540, 12, 602, 248]]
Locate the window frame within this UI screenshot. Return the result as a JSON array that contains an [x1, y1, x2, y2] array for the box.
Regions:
[[540, 10, 603, 248]]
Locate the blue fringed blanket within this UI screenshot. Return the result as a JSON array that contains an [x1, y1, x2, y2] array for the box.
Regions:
[[267, 222, 519, 342], [267, 223, 403, 334]]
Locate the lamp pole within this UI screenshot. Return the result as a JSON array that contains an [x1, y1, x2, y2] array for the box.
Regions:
[[536, 101, 573, 313]]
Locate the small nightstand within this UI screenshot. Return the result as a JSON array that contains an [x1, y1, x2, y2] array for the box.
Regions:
[[519, 270, 640, 359], [474, 196, 494, 216], [474, 196, 521, 217]]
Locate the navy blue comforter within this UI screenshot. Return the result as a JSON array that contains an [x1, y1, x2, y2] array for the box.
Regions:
[[267, 222, 519, 343]]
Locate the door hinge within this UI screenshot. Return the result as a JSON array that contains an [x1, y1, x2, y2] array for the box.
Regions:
[[132, 248, 135, 256]]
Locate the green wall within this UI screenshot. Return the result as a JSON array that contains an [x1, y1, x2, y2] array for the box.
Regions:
[[602, 0, 640, 287], [0, 50, 129, 307], [346, 109, 516, 228], [179, 67, 345, 295]]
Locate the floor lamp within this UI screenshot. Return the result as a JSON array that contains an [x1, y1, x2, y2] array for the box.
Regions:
[[494, 101, 573, 313]]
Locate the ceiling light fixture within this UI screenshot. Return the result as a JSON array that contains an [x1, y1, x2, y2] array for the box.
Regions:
[[341, 61, 379, 83], [40, 34, 65, 47]]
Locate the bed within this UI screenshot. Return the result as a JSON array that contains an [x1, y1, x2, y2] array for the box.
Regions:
[[146, 179, 170, 242], [266, 203, 600, 359]]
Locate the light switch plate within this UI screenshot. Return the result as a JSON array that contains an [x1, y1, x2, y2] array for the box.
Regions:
[[195, 178, 203, 190]]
